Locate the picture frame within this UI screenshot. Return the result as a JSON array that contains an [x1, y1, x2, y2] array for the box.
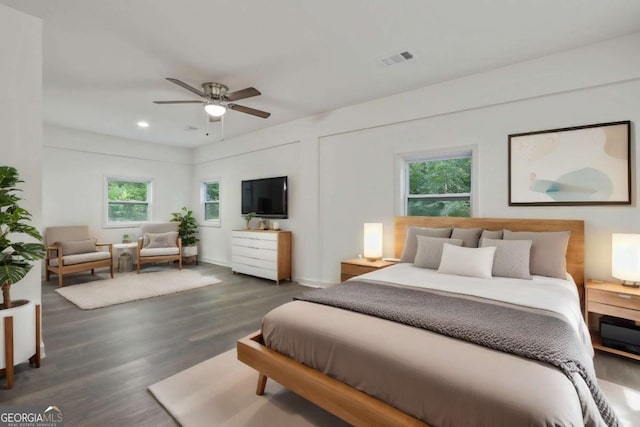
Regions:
[[508, 120, 631, 206]]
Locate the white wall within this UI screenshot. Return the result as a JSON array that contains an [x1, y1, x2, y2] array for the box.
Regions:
[[0, 5, 42, 303], [43, 125, 192, 244], [193, 32, 640, 286]]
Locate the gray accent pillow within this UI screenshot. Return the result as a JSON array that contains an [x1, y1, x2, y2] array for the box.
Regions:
[[481, 229, 503, 240], [503, 230, 570, 279], [480, 238, 532, 279], [451, 227, 483, 248], [400, 226, 452, 263], [57, 239, 97, 255], [414, 236, 463, 269], [145, 231, 179, 249]]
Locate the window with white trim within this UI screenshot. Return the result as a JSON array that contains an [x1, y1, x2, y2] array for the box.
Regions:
[[402, 151, 472, 217], [203, 180, 220, 224], [106, 177, 152, 225]]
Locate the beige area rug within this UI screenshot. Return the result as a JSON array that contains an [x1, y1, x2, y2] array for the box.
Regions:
[[148, 349, 348, 427], [55, 270, 221, 309], [149, 349, 640, 427]]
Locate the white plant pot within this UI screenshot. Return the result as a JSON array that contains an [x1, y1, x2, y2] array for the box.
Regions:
[[183, 246, 198, 257], [0, 300, 36, 369]]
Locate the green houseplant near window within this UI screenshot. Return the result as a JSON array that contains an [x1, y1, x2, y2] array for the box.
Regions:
[[171, 207, 199, 260], [0, 166, 45, 309]]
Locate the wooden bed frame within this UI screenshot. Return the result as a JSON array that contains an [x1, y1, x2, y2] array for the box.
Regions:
[[237, 216, 585, 427]]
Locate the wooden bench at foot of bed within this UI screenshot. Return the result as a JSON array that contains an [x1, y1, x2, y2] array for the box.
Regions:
[[237, 330, 429, 427]]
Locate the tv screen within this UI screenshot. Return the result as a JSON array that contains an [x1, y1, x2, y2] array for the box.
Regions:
[[241, 176, 288, 218]]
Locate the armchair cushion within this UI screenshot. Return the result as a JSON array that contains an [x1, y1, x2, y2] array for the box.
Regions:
[[49, 251, 111, 266], [56, 239, 97, 255], [140, 247, 180, 257], [144, 231, 178, 249]]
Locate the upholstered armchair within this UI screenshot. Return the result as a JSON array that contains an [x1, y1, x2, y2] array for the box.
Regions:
[[137, 223, 182, 273], [45, 226, 114, 287]]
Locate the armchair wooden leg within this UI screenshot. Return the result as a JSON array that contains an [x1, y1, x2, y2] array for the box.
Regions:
[[91, 269, 95, 275], [137, 262, 140, 274], [58, 273, 63, 288], [45, 268, 50, 281], [110, 263, 114, 278], [179, 256, 183, 270]]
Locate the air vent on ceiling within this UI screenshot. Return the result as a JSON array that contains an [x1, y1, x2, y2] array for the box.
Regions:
[[379, 50, 416, 67], [184, 125, 200, 132]]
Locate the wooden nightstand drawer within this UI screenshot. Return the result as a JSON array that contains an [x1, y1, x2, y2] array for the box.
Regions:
[[588, 288, 640, 311], [341, 263, 378, 277], [340, 258, 398, 282]]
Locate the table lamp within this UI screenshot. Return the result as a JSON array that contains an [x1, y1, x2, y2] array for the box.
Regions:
[[611, 233, 640, 287], [364, 223, 383, 261]]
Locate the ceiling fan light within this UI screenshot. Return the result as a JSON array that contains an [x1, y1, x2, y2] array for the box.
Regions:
[[204, 102, 226, 117]]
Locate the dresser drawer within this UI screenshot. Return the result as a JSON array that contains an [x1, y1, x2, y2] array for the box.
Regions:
[[232, 231, 278, 241], [232, 245, 277, 261], [588, 289, 640, 311], [232, 255, 276, 271], [232, 237, 277, 250]]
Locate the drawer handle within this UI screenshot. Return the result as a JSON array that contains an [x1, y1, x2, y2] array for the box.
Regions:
[[617, 294, 632, 299]]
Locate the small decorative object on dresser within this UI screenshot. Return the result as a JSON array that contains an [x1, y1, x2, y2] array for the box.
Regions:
[[585, 279, 640, 360], [340, 258, 397, 282], [231, 230, 292, 285], [242, 212, 256, 230]]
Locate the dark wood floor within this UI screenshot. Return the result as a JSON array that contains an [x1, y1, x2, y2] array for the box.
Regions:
[[1, 262, 638, 427], [0, 263, 307, 426]]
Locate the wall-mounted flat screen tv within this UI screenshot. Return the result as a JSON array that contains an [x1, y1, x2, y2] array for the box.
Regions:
[[241, 176, 288, 218]]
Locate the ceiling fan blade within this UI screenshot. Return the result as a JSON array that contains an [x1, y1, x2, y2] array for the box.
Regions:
[[166, 78, 206, 98], [228, 103, 271, 118], [224, 87, 261, 102], [153, 100, 203, 104], [209, 115, 221, 122]]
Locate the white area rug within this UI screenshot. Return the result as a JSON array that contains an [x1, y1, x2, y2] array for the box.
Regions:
[[149, 349, 640, 427], [148, 349, 348, 427], [55, 270, 221, 309]]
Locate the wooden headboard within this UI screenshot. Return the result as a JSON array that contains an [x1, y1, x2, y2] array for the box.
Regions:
[[394, 216, 585, 295]]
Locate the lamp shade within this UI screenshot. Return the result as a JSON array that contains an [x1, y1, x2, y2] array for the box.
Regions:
[[204, 102, 226, 117], [364, 223, 383, 261], [612, 233, 640, 283]]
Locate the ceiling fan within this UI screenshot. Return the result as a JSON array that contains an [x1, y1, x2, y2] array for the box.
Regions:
[[154, 78, 271, 122]]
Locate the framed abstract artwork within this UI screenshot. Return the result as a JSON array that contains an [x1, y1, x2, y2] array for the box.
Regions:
[[508, 120, 631, 206]]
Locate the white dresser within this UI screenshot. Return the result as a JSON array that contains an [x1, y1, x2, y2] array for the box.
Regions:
[[231, 230, 292, 284]]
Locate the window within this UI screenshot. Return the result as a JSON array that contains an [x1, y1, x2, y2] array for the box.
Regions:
[[106, 177, 152, 225], [203, 180, 220, 224], [402, 151, 472, 217]]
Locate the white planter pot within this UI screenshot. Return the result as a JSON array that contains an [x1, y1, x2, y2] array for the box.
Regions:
[[0, 300, 36, 370], [183, 246, 198, 257]]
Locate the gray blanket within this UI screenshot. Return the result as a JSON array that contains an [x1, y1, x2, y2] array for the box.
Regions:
[[295, 280, 620, 427]]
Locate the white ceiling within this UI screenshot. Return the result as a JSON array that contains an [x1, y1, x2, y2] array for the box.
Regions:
[[3, 0, 640, 148]]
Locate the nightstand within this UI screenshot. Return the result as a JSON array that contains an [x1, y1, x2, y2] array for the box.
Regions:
[[585, 280, 640, 360], [340, 258, 398, 282]]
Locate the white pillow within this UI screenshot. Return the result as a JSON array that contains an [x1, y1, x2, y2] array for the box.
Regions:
[[438, 243, 496, 279]]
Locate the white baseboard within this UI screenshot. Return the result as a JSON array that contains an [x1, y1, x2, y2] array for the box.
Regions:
[[198, 257, 230, 267], [294, 277, 336, 288]]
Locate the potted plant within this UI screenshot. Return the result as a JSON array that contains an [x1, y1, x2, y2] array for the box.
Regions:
[[243, 212, 256, 229], [0, 166, 45, 387], [0, 166, 45, 309], [171, 207, 199, 260]]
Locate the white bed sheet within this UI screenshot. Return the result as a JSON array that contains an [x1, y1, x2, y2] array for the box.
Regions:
[[354, 263, 594, 356]]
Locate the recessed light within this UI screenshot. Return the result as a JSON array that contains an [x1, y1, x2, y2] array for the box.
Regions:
[[137, 121, 150, 128]]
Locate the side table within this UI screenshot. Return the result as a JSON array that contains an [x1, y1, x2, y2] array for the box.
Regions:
[[113, 242, 138, 272]]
